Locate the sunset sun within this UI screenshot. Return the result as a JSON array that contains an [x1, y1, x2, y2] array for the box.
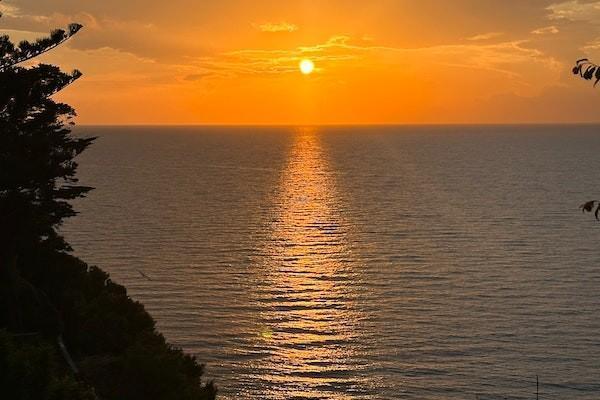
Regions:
[[299, 59, 314, 75]]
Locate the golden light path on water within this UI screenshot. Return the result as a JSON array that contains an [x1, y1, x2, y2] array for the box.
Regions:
[[245, 128, 371, 399]]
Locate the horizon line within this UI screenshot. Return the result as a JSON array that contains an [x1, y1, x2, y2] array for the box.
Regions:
[[74, 122, 600, 128]]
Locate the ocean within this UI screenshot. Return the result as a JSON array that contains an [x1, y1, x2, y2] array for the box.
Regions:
[[62, 125, 600, 399]]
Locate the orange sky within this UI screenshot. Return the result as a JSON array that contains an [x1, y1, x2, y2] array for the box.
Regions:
[[2, 0, 600, 124]]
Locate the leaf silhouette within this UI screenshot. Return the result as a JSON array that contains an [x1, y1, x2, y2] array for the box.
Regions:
[[580, 200, 596, 213], [572, 59, 600, 87], [594, 68, 600, 87], [584, 66, 596, 79]]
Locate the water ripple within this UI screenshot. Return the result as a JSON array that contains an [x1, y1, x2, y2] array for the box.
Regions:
[[63, 125, 600, 399]]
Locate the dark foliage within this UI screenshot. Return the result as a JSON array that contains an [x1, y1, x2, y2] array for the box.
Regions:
[[572, 60, 600, 220], [0, 19, 92, 258], [0, 330, 96, 400], [0, 4, 217, 399], [580, 200, 600, 220], [572, 58, 600, 87], [18, 249, 217, 400]]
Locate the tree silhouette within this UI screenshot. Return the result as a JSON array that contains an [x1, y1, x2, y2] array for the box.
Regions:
[[0, 8, 217, 399], [0, 13, 94, 268]]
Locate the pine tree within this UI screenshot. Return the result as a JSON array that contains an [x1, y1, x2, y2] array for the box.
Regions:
[[0, 10, 94, 267], [0, 8, 217, 399]]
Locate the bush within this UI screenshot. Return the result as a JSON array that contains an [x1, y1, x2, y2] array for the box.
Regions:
[[16, 249, 217, 400], [0, 330, 95, 400]]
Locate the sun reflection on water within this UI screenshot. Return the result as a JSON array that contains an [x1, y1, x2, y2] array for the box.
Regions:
[[248, 128, 370, 399]]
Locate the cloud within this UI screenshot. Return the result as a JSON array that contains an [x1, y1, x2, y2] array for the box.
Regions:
[[38, 45, 192, 88], [476, 84, 600, 123], [189, 34, 561, 95], [183, 72, 213, 81], [582, 40, 600, 50], [467, 32, 504, 41], [580, 37, 600, 56], [0, 8, 207, 61], [253, 21, 298, 33], [546, 1, 600, 21], [532, 25, 559, 34], [0, 1, 19, 18], [0, 1, 97, 27]]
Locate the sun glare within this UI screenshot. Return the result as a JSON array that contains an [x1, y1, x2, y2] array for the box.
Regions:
[[299, 59, 314, 75]]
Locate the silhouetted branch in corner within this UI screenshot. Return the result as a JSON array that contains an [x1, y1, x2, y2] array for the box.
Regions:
[[580, 200, 600, 220], [572, 59, 600, 221], [572, 58, 600, 87], [0, 24, 83, 72]]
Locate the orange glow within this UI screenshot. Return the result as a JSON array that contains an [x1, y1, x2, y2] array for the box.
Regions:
[[9, 1, 596, 124]]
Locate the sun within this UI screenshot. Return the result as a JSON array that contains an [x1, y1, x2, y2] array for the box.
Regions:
[[299, 59, 314, 75]]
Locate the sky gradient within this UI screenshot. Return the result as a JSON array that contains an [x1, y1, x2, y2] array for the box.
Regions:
[[2, 0, 600, 125]]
